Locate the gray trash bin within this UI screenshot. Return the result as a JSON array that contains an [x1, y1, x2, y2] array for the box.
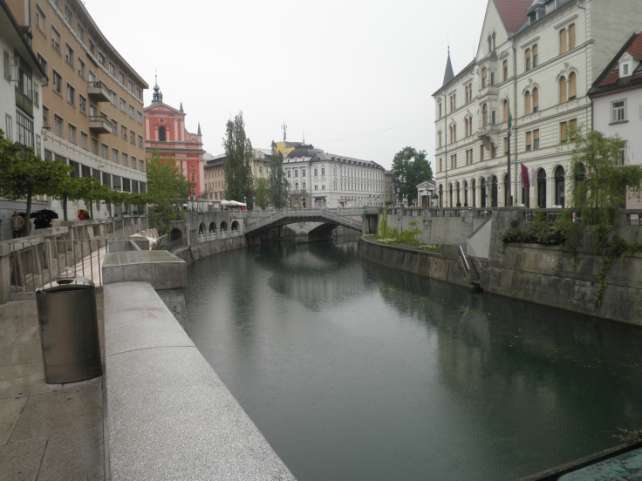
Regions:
[[36, 278, 102, 384]]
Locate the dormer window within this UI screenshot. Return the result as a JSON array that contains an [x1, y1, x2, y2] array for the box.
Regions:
[[619, 54, 635, 78]]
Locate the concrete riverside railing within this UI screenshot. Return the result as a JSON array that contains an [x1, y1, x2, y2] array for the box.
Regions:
[[103, 282, 296, 481]]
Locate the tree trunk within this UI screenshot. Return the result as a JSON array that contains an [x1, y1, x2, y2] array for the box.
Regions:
[[25, 191, 33, 236], [63, 194, 68, 222]]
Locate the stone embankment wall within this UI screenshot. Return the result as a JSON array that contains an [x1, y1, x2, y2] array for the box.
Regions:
[[358, 238, 469, 288], [487, 244, 642, 325], [364, 209, 642, 326], [174, 236, 247, 264]]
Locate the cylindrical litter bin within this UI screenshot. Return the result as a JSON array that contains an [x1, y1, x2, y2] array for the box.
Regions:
[[36, 278, 102, 384]]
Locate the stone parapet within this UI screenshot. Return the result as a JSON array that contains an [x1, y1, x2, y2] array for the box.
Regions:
[[103, 282, 296, 481], [102, 250, 186, 290]]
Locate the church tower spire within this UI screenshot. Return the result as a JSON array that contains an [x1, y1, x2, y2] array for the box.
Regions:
[[443, 47, 455, 86], [152, 73, 163, 104]]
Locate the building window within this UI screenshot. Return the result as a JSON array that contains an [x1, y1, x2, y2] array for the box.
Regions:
[[559, 28, 568, 54], [3, 50, 11, 81], [526, 131, 533, 152], [130, 130, 136, 145], [5, 114, 13, 141], [53, 115, 64, 137], [158, 126, 166, 141], [35, 6, 46, 32], [532, 87, 539, 112], [66, 83, 75, 106], [569, 119, 578, 141], [450, 154, 457, 170], [16, 110, 34, 149], [43, 106, 49, 128], [554, 166, 565, 207], [525, 48, 531, 71], [612, 100, 627, 123], [80, 131, 88, 149], [568, 72, 577, 100], [121, 125, 127, 140], [112, 149, 119, 163], [51, 27, 61, 54], [532, 44, 539, 68], [559, 76, 567, 103], [78, 59, 85, 79], [502, 60, 508, 81], [560, 121, 568, 143], [53, 70, 62, 94], [524, 90, 532, 114], [438, 131, 442, 148], [568, 23, 576, 50], [79, 95, 86, 114], [533, 129, 540, 150], [68, 124, 77, 144], [481, 67, 488, 88], [65, 44, 74, 67], [465, 83, 472, 103]]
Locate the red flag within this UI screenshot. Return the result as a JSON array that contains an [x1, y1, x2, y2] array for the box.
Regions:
[[521, 163, 529, 187]]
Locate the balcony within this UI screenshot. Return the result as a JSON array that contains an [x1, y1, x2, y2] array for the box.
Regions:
[[89, 115, 111, 135], [478, 123, 502, 141], [87, 81, 110, 102]]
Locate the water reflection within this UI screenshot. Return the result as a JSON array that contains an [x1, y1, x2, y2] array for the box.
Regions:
[[184, 242, 642, 481]]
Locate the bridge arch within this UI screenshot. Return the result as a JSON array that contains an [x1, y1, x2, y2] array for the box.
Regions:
[[231, 220, 240, 232], [220, 221, 228, 232], [209, 222, 217, 233], [169, 228, 183, 242]]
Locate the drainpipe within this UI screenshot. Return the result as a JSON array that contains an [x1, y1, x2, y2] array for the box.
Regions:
[[512, 43, 519, 206]]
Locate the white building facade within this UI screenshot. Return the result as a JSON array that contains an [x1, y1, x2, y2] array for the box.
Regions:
[[0, 2, 47, 239], [590, 32, 642, 209], [283, 147, 386, 208], [433, 0, 642, 209]]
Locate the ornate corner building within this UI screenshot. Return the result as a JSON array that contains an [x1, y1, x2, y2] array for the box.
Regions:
[[433, 0, 642, 209], [144, 80, 204, 199]]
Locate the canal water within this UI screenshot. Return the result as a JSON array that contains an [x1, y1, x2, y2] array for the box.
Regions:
[[183, 241, 642, 481]]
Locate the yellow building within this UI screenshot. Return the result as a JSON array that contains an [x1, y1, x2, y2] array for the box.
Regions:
[[7, 0, 148, 219]]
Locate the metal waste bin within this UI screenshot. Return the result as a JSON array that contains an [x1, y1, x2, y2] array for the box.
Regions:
[[36, 278, 102, 384]]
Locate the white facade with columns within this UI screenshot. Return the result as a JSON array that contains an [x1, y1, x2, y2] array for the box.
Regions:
[[433, 0, 642, 209]]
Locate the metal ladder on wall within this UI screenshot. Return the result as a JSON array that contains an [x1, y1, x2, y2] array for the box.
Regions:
[[458, 245, 482, 292]]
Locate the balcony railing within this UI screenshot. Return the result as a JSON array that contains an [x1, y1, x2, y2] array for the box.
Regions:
[[87, 81, 110, 102], [89, 114, 111, 134]]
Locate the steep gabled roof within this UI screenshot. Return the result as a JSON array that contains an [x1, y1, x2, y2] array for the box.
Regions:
[[443, 51, 455, 85], [494, 0, 532, 34], [590, 32, 642, 96]]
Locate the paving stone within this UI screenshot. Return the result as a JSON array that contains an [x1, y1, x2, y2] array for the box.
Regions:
[[0, 438, 46, 481], [0, 397, 27, 445]]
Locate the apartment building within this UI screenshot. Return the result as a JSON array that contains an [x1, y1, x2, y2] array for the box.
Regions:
[[203, 149, 272, 202], [7, 0, 148, 219], [280, 142, 386, 208], [590, 32, 642, 209], [433, 0, 642, 209], [0, 0, 47, 239]]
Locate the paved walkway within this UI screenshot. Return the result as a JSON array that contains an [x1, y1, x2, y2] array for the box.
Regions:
[[0, 299, 104, 481]]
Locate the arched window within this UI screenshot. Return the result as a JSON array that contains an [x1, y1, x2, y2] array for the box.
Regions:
[[502, 60, 508, 81], [537, 168, 547, 208], [463, 181, 469, 207], [448, 183, 453, 207], [471, 179, 477, 207], [525, 48, 532, 71], [568, 72, 577, 100], [209, 222, 216, 233], [559, 76, 567, 103], [491, 176, 498, 208], [482, 103, 488, 127], [554, 166, 565, 207], [158, 126, 166, 142], [504, 173, 511, 206], [532, 86, 539, 112], [503, 99, 510, 123], [198, 223, 205, 234], [524, 90, 532, 114], [455, 181, 461, 207], [480, 178, 487, 208]]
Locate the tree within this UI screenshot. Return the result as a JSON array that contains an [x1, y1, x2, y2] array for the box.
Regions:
[[269, 147, 288, 209], [391, 147, 432, 205], [572, 131, 642, 214], [0, 131, 68, 234], [146, 154, 190, 234], [223, 112, 254, 208], [255, 178, 271, 209]]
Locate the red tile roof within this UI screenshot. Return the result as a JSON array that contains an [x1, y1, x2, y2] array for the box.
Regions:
[[494, 0, 533, 33], [591, 32, 642, 93], [627, 32, 642, 60]]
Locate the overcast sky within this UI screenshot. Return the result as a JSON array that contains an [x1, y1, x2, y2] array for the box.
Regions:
[[83, 0, 487, 169]]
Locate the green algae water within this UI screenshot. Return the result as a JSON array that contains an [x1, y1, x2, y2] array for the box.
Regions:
[[183, 242, 642, 481]]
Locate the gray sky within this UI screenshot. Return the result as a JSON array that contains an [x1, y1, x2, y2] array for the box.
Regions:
[[83, 0, 486, 169]]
